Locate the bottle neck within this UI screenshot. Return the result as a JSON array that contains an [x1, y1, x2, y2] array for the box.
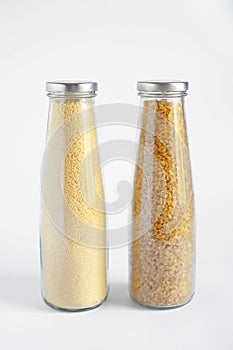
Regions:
[[138, 91, 187, 98], [47, 91, 97, 99], [46, 93, 95, 140], [139, 93, 186, 107]]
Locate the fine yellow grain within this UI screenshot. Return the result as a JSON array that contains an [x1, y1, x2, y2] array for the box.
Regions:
[[41, 98, 107, 310], [131, 99, 194, 307]]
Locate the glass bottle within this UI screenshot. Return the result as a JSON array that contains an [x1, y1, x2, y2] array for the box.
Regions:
[[130, 81, 195, 309], [40, 81, 107, 311]]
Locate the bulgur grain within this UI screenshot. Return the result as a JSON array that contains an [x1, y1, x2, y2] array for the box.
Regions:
[[131, 99, 194, 308]]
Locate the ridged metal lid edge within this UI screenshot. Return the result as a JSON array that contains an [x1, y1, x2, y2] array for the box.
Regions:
[[137, 80, 188, 93], [46, 80, 98, 93]]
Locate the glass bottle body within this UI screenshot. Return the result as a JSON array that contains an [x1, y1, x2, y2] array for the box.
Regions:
[[40, 91, 107, 311], [130, 93, 195, 309]]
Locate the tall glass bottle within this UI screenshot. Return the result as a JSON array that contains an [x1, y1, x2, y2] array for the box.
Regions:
[[130, 81, 195, 309], [40, 81, 107, 311]]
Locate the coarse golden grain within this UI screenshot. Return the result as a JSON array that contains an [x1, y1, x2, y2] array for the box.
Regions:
[[41, 98, 107, 310], [131, 99, 194, 307]]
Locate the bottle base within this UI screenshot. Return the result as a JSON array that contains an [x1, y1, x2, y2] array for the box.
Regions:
[[42, 293, 108, 312], [130, 293, 194, 310]]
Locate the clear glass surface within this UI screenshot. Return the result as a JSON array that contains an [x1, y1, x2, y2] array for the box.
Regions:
[[40, 94, 108, 311], [130, 94, 195, 309]]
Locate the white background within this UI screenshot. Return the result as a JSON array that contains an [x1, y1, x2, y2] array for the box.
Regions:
[[0, 0, 233, 349]]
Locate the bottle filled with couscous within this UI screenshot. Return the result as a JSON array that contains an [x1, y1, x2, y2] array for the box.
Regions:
[[40, 81, 107, 311]]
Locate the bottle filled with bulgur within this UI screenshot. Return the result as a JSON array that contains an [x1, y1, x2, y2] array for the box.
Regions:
[[40, 81, 107, 311], [130, 81, 195, 309]]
